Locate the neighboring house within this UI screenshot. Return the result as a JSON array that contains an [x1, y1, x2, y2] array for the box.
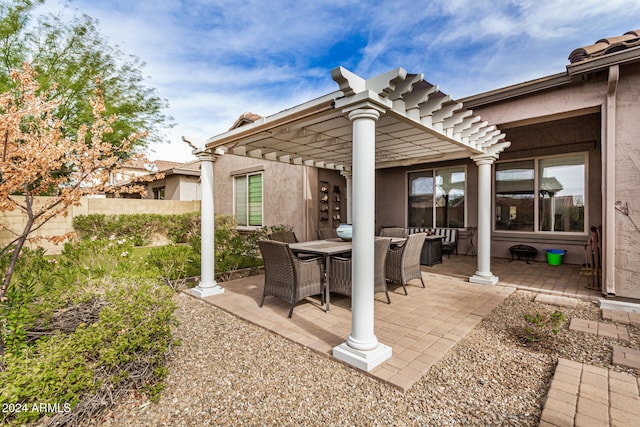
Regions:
[[109, 158, 181, 185], [142, 160, 202, 201], [109, 159, 202, 201], [202, 29, 640, 301]]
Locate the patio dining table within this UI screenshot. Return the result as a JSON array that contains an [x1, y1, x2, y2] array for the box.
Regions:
[[289, 237, 406, 311]]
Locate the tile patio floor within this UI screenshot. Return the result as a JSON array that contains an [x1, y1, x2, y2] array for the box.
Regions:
[[196, 254, 604, 392]]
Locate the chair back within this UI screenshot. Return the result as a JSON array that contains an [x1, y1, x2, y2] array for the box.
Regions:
[[374, 237, 391, 291], [402, 233, 426, 266], [268, 230, 298, 243], [258, 240, 296, 295], [317, 228, 338, 239], [380, 227, 408, 238]]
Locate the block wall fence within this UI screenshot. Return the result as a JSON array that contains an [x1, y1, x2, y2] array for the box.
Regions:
[[0, 197, 201, 254]]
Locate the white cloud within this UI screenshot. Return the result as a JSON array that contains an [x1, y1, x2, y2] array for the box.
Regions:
[[34, 0, 640, 161]]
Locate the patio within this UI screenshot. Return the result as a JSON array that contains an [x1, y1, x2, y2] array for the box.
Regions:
[[193, 254, 602, 391]]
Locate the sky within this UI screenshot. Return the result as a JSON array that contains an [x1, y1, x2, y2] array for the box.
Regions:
[[37, 0, 640, 163]]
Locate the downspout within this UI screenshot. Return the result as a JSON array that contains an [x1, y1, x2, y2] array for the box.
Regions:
[[604, 64, 619, 295]]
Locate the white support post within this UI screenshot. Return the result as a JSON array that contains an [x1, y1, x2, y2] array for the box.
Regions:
[[469, 156, 499, 285], [333, 107, 391, 371], [191, 151, 224, 298]]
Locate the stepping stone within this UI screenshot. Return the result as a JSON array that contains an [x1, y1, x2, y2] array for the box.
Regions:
[[535, 294, 578, 309], [612, 345, 640, 370], [569, 318, 629, 341], [602, 309, 640, 326], [540, 358, 640, 427]]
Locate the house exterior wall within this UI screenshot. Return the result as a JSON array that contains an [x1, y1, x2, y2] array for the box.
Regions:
[[213, 155, 318, 241], [178, 176, 201, 200], [143, 175, 201, 201], [376, 159, 479, 255], [468, 61, 640, 299]]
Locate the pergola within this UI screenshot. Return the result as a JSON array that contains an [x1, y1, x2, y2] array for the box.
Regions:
[[191, 67, 510, 371]]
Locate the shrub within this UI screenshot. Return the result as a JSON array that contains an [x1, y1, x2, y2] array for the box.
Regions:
[[167, 212, 201, 243], [57, 236, 139, 282], [0, 278, 177, 425], [146, 244, 200, 290], [523, 310, 566, 343], [73, 213, 179, 246]]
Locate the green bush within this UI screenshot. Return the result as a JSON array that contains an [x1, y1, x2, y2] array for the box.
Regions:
[[0, 238, 177, 425], [0, 278, 176, 425], [73, 212, 297, 277], [523, 310, 566, 343], [73, 213, 168, 246], [73, 212, 202, 246], [167, 212, 201, 243], [146, 244, 200, 290]]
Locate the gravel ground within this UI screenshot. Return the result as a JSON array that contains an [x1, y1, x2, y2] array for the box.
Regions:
[[88, 290, 639, 426]]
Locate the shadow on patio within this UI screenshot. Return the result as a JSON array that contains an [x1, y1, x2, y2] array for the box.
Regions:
[[193, 254, 602, 392]]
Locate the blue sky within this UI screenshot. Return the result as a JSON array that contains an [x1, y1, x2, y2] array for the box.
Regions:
[[40, 0, 640, 162]]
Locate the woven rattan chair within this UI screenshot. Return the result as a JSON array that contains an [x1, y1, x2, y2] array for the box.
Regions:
[[268, 230, 299, 243], [257, 240, 324, 318], [385, 233, 426, 295], [328, 237, 392, 305], [317, 228, 339, 240], [379, 227, 409, 239]]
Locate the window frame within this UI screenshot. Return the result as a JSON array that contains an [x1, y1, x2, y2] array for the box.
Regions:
[[152, 187, 165, 200], [406, 165, 467, 229], [493, 152, 588, 235], [233, 172, 263, 227]]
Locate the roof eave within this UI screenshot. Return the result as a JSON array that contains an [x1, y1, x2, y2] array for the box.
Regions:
[[461, 73, 571, 109], [463, 45, 640, 109]]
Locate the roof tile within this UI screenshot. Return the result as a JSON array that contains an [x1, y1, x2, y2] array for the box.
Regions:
[[569, 29, 640, 63]]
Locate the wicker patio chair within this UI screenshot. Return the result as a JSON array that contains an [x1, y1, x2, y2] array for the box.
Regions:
[[379, 227, 409, 238], [385, 233, 426, 295], [268, 230, 299, 243], [328, 237, 392, 305], [257, 240, 324, 318], [317, 227, 339, 240]]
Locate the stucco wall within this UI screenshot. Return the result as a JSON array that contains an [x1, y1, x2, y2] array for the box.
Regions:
[[613, 62, 640, 299], [214, 155, 317, 241], [376, 159, 479, 255], [0, 197, 200, 254], [142, 175, 201, 201], [469, 63, 640, 298]]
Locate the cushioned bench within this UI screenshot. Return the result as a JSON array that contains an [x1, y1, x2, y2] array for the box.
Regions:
[[408, 227, 459, 257]]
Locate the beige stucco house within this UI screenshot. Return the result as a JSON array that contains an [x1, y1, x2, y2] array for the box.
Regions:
[[190, 29, 640, 371], [205, 29, 640, 302], [109, 159, 203, 201]]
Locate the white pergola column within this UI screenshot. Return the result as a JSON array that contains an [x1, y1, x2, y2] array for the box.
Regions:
[[333, 107, 391, 371], [191, 151, 224, 298], [340, 170, 353, 224], [469, 155, 499, 285]]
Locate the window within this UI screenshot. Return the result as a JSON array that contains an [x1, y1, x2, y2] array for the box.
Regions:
[[495, 154, 586, 233], [234, 173, 263, 226], [408, 166, 465, 228], [153, 187, 165, 200]]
